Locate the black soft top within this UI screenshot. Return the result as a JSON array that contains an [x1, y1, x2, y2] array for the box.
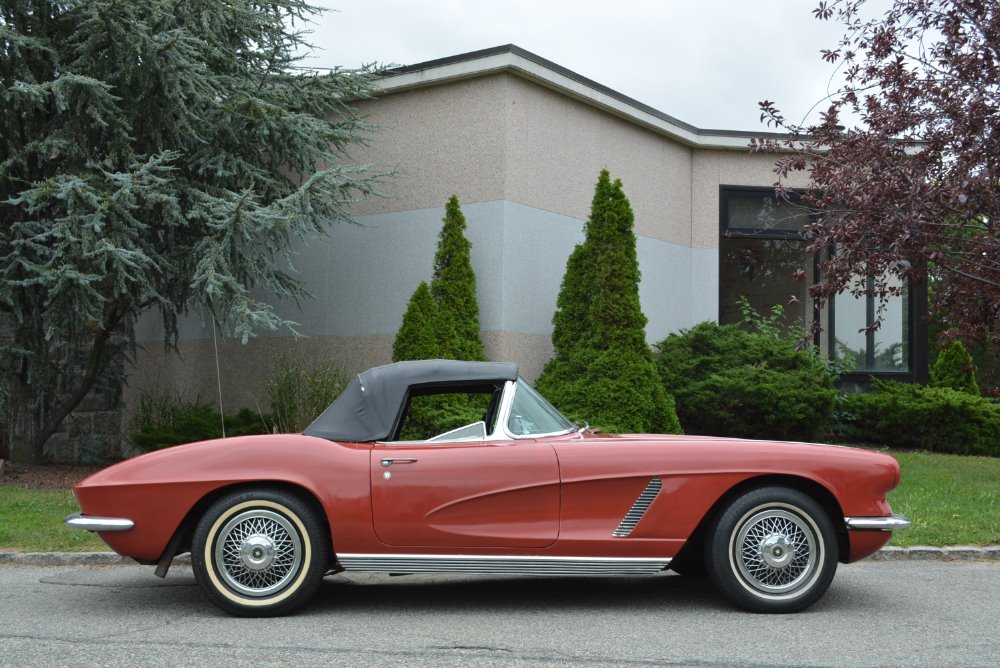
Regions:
[[302, 359, 518, 442]]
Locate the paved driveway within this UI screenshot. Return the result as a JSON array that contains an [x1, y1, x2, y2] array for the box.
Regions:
[[1, 560, 998, 667]]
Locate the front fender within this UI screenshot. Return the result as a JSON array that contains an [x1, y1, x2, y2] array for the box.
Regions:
[[72, 434, 371, 561]]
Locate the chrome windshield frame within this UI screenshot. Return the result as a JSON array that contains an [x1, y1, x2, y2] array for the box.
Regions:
[[496, 379, 576, 440]]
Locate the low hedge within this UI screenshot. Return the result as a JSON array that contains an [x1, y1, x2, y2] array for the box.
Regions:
[[655, 322, 837, 441], [832, 379, 1000, 456], [131, 402, 268, 451]]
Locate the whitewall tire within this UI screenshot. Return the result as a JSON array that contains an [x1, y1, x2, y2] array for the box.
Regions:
[[192, 488, 329, 617]]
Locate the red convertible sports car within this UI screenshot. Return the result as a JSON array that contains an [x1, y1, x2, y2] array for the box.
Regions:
[[67, 359, 910, 616]]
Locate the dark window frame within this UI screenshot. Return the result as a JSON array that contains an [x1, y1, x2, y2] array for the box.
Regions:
[[719, 185, 928, 385]]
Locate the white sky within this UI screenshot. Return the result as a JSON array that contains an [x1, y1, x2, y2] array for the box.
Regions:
[[297, 0, 871, 132]]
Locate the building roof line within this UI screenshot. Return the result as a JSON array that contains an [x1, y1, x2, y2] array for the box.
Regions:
[[377, 44, 792, 150]]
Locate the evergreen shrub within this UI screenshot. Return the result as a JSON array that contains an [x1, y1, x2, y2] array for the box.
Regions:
[[430, 195, 486, 361], [130, 391, 267, 452], [391, 196, 485, 438], [931, 340, 980, 395], [833, 379, 1000, 456], [543, 349, 678, 434], [536, 170, 681, 434], [392, 281, 438, 363], [654, 322, 836, 441], [392, 196, 485, 364]]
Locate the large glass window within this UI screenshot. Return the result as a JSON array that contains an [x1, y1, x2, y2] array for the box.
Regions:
[[832, 274, 908, 372], [726, 193, 811, 233], [719, 237, 812, 336], [719, 187, 915, 376]]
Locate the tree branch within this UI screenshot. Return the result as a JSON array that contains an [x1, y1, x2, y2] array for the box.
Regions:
[[31, 308, 123, 454], [934, 259, 1000, 290]]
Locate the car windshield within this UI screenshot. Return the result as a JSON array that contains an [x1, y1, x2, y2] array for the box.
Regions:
[[507, 378, 575, 436]]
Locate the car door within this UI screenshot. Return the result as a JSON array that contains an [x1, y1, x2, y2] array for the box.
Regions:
[[370, 438, 560, 548]]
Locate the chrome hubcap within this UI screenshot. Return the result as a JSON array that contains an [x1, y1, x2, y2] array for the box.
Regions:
[[215, 509, 302, 597], [240, 535, 276, 571], [760, 533, 795, 568], [734, 508, 817, 594]]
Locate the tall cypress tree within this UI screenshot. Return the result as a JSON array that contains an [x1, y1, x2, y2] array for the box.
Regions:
[[430, 195, 486, 361], [536, 170, 681, 434]]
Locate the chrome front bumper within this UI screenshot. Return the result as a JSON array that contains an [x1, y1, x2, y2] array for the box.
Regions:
[[844, 514, 912, 531], [64, 513, 134, 532]]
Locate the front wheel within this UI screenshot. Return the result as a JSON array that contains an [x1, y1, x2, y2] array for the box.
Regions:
[[192, 488, 329, 616], [705, 486, 838, 613]]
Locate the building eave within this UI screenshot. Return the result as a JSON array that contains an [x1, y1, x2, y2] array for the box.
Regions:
[[375, 44, 790, 151]]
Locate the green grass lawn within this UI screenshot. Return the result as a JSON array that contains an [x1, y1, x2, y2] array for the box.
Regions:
[[0, 488, 106, 552], [887, 451, 1000, 547], [0, 450, 997, 552]]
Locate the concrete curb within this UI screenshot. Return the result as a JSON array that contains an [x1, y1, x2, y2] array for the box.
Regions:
[[870, 545, 1000, 561], [2, 547, 999, 566], [0, 552, 192, 566]]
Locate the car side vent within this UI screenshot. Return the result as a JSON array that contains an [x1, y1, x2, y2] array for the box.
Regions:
[[613, 477, 662, 537]]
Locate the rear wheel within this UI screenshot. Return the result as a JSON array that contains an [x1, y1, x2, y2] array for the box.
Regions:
[[705, 486, 837, 613], [192, 488, 329, 617]]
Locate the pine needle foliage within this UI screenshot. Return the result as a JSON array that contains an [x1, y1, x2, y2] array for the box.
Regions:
[[0, 1, 386, 462], [536, 170, 681, 434]]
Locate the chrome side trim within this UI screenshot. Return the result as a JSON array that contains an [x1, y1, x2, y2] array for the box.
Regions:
[[613, 477, 662, 537], [64, 513, 134, 532], [844, 514, 912, 531], [337, 554, 671, 576]]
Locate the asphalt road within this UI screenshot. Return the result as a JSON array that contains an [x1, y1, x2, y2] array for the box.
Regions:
[[1, 560, 998, 667]]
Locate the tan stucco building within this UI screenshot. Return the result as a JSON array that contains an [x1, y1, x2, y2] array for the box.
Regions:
[[129, 46, 924, 416]]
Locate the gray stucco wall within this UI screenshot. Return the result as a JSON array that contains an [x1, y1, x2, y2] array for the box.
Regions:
[[130, 198, 715, 413]]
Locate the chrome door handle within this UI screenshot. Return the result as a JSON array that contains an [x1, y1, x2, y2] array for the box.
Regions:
[[381, 458, 418, 467]]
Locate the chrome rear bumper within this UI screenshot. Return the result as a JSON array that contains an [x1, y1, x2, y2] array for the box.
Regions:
[[844, 514, 912, 531], [64, 513, 134, 532]]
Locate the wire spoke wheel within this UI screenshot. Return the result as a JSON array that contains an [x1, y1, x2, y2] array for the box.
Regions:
[[734, 508, 816, 594], [706, 487, 837, 613], [192, 489, 329, 616], [215, 509, 302, 597]]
